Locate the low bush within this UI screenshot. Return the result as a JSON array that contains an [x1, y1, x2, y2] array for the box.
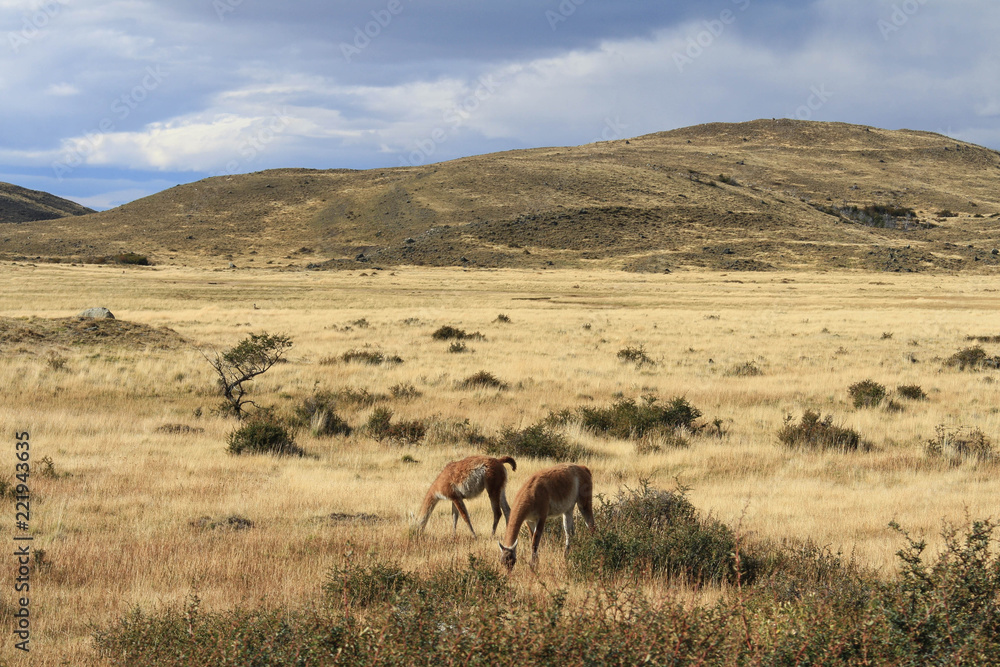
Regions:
[[896, 384, 927, 400], [568, 482, 746, 585], [494, 313, 512, 323], [226, 415, 305, 456], [482, 422, 587, 461], [448, 341, 468, 353], [616, 344, 654, 366], [293, 391, 352, 437], [946, 345, 1000, 371], [926, 425, 995, 464], [848, 379, 887, 408], [432, 325, 484, 341], [725, 360, 763, 377], [341, 348, 403, 366], [457, 370, 508, 390], [577, 395, 702, 440], [389, 383, 421, 399], [365, 406, 426, 444], [778, 410, 867, 451]]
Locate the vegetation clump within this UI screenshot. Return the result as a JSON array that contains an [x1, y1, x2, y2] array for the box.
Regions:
[[926, 425, 995, 464], [365, 406, 426, 444], [432, 325, 484, 341], [341, 348, 403, 365], [574, 395, 702, 440], [616, 344, 654, 366], [226, 414, 305, 457], [848, 379, 887, 408], [945, 345, 1000, 371], [896, 384, 927, 401], [293, 391, 352, 437], [457, 370, 509, 390], [482, 422, 587, 461], [725, 360, 763, 377], [778, 410, 867, 451], [568, 482, 747, 585]]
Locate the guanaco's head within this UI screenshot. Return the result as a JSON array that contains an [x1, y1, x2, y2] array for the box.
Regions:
[[498, 540, 518, 572]]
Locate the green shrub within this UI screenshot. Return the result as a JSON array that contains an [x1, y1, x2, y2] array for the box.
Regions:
[[226, 416, 304, 456], [778, 410, 867, 451], [324, 559, 414, 607], [946, 345, 1000, 371], [389, 383, 421, 399], [897, 384, 927, 400], [482, 422, 587, 461], [111, 252, 150, 266], [365, 407, 426, 444], [341, 348, 403, 365], [848, 379, 887, 408], [432, 325, 484, 341], [577, 395, 701, 440], [293, 391, 352, 436], [568, 482, 745, 585], [457, 370, 508, 390], [616, 345, 654, 366], [448, 341, 468, 353]]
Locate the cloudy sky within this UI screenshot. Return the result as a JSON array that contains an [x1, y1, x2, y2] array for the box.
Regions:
[[1, 0, 997, 210]]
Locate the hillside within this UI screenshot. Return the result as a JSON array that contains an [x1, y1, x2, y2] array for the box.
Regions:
[[0, 181, 94, 223], [3, 119, 1000, 271]]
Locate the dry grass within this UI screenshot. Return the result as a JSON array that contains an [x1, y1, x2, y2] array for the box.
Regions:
[[2, 262, 1000, 664]]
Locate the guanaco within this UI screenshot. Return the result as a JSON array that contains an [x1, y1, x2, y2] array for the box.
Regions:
[[498, 463, 594, 572], [416, 455, 516, 537]]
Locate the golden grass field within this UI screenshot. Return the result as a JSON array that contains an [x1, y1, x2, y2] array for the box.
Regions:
[[2, 262, 1000, 664]]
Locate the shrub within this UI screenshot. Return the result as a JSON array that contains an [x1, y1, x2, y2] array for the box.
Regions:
[[293, 391, 352, 437], [725, 360, 763, 377], [448, 341, 468, 353], [111, 252, 150, 265], [926, 425, 995, 464], [778, 410, 867, 451], [324, 558, 414, 607], [848, 379, 887, 408], [945, 345, 1000, 371], [389, 383, 421, 399], [365, 407, 426, 444], [494, 313, 512, 323], [897, 384, 927, 400], [457, 370, 508, 390], [432, 325, 484, 341], [577, 395, 702, 440], [568, 482, 746, 585], [341, 348, 403, 365], [718, 173, 739, 186], [226, 416, 305, 456], [617, 345, 654, 366], [482, 422, 587, 461]]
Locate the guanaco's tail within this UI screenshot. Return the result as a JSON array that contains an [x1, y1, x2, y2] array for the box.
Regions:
[[498, 456, 517, 471]]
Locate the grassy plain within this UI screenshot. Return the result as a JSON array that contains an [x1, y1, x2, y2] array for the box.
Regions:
[[2, 262, 1000, 664]]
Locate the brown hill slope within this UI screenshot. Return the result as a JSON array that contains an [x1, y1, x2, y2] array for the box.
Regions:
[[0, 182, 94, 223], [3, 119, 1000, 271]]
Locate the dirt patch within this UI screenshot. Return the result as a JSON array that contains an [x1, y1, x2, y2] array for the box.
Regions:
[[0, 316, 186, 350]]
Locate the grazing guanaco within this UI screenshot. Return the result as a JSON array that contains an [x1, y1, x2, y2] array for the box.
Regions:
[[416, 455, 517, 537], [498, 463, 594, 572]]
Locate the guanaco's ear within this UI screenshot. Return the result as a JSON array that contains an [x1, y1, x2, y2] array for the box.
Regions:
[[510, 539, 518, 550], [498, 541, 505, 552]]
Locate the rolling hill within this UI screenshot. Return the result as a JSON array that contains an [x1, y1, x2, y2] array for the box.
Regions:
[[3, 119, 1000, 272], [0, 182, 94, 224]]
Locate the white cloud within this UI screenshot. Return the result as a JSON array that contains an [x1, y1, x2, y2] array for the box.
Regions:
[[45, 82, 79, 96]]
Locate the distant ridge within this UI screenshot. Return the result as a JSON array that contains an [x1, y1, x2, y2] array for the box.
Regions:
[[3, 119, 1000, 272], [0, 182, 94, 223]]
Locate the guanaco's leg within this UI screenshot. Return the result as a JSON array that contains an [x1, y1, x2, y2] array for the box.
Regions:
[[562, 511, 575, 555], [530, 515, 546, 569], [451, 498, 476, 537]]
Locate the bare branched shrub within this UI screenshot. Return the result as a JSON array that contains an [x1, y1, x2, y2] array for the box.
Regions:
[[778, 411, 868, 452], [926, 425, 995, 464]]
